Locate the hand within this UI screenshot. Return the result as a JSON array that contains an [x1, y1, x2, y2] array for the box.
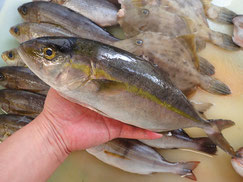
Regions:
[[40, 88, 162, 153]]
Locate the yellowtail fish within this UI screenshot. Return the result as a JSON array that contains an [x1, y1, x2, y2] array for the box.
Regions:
[[1, 49, 25, 67]]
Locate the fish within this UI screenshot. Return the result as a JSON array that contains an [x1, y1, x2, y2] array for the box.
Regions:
[[1, 49, 26, 66], [87, 139, 200, 180], [200, 0, 238, 24], [0, 66, 49, 95], [10, 22, 75, 43], [18, 1, 118, 44], [233, 16, 243, 48], [0, 114, 33, 142], [231, 147, 243, 177], [112, 32, 228, 95], [17, 37, 236, 156], [35, 0, 119, 27], [118, 0, 239, 51], [0, 89, 45, 118], [140, 129, 217, 155]]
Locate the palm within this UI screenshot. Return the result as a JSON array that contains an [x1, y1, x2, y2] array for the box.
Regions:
[[42, 89, 161, 151]]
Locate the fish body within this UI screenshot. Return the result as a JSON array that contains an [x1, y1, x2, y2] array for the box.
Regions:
[[140, 129, 217, 155], [1, 49, 25, 66], [232, 147, 243, 177], [0, 66, 49, 95], [0, 114, 33, 142], [87, 139, 199, 180], [18, 2, 118, 44], [17, 37, 235, 156], [113, 32, 230, 95], [10, 22, 75, 43], [0, 89, 45, 117], [233, 16, 243, 48]]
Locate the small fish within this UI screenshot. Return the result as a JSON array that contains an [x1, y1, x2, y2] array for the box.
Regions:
[[0, 66, 49, 95], [233, 16, 243, 48], [10, 22, 75, 43], [232, 147, 243, 177], [118, 0, 239, 51], [1, 49, 25, 66], [0, 89, 45, 118], [200, 0, 238, 24], [113, 32, 229, 95], [140, 129, 217, 155], [87, 139, 200, 180], [0, 114, 33, 142], [39, 0, 119, 27], [18, 37, 236, 156], [18, 1, 118, 44]]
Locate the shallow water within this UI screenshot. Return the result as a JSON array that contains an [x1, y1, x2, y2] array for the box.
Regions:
[[0, 0, 242, 181]]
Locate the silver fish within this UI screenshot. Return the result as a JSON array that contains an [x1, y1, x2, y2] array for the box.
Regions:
[[1, 49, 25, 67]]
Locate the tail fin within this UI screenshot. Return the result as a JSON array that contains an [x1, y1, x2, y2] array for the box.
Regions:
[[178, 161, 200, 181], [209, 119, 235, 131], [194, 137, 217, 155], [207, 5, 237, 24], [209, 31, 240, 51], [199, 75, 231, 95], [204, 120, 236, 156], [198, 57, 215, 76]]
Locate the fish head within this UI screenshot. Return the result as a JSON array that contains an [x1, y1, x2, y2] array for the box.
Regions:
[[17, 37, 91, 89], [1, 49, 21, 66], [18, 2, 40, 22], [10, 23, 30, 43]]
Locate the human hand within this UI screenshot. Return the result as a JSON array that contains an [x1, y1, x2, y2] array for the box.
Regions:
[[39, 88, 162, 153]]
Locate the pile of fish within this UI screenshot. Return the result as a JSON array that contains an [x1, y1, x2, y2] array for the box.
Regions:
[[1, 0, 243, 180]]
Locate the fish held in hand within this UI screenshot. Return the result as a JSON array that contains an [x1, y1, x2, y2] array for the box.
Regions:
[[1, 49, 25, 66], [113, 32, 230, 95], [140, 129, 217, 155], [0, 114, 33, 142], [233, 16, 243, 48], [232, 147, 243, 177], [0, 66, 49, 95], [0, 89, 45, 118], [18, 37, 236, 156], [18, 1, 118, 44], [87, 139, 200, 180], [10, 22, 75, 43]]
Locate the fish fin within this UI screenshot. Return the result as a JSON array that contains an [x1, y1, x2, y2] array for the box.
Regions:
[[177, 34, 200, 69], [195, 37, 207, 51], [199, 75, 231, 95], [198, 57, 215, 76], [208, 119, 235, 131], [171, 129, 190, 138], [204, 120, 236, 156], [191, 101, 213, 113], [209, 31, 240, 51], [179, 161, 200, 181], [207, 5, 237, 24], [194, 137, 217, 155]]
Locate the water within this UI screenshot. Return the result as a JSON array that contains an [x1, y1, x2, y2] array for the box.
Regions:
[[0, 0, 242, 181]]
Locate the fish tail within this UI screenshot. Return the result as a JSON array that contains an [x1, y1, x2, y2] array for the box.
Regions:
[[209, 31, 240, 51], [199, 75, 231, 95], [204, 119, 236, 156], [198, 57, 215, 76], [193, 137, 217, 155], [207, 5, 237, 24], [178, 161, 200, 181]]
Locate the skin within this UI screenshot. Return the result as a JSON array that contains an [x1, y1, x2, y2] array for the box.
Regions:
[[0, 66, 49, 95], [118, 0, 239, 50], [140, 129, 217, 155], [10, 22, 75, 43], [233, 16, 243, 48], [1, 49, 25, 66], [17, 36, 235, 156], [87, 139, 199, 180], [113, 32, 230, 95], [0, 88, 161, 182], [18, 1, 118, 45], [232, 147, 243, 177], [0, 89, 45, 117], [0, 114, 33, 142]]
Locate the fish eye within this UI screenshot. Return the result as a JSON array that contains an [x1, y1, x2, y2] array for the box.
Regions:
[[136, 39, 143, 46], [8, 51, 15, 60], [14, 27, 20, 35], [19, 6, 28, 15], [0, 73, 4, 81], [43, 48, 56, 60], [141, 9, 149, 16]]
